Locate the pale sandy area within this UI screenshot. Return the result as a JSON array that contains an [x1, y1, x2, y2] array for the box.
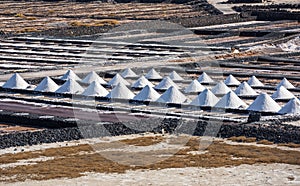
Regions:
[[4, 163, 300, 186]]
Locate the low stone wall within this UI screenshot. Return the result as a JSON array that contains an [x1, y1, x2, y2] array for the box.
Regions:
[[253, 11, 300, 21], [233, 4, 300, 21], [1, 117, 299, 149], [170, 13, 256, 27], [0, 111, 80, 128]]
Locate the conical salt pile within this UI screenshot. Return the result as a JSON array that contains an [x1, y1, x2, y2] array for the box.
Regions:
[[247, 93, 281, 112], [169, 71, 184, 81], [131, 75, 154, 89], [156, 86, 187, 104], [60, 69, 81, 81], [184, 80, 206, 93], [276, 78, 295, 89], [81, 71, 107, 85], [224, 74, 241, 86], [121, 68, 138, 78], [234, 82, 258, 96], [154, 76, 179, 90], [82, 81, 109, 96], [278, 98, 300, 115], [271, 86, 295, 100], [2, 73, 29, 89], [190, 88, 219, 107], [106, 82, 135, 99], [55, 79, 84, 94], [107, 73, 130, 87], [133, 85, 161, 101], [197, 72, 214, 84], [145, 68, 162, 79], [215, 91, 247, 109], [247, 76, 264, 87], [211, 81, 231, 95], [34, 77, 59, 92]]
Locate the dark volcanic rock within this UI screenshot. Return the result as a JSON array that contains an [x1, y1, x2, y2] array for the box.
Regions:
[[30, 25, 115, 39], [0, 116, 300, 149]]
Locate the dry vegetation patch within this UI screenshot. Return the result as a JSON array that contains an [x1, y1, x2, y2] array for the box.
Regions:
[[257, 140, 274, 145], [228, 136, 257, 143], [120, 136, 164, 146], [278, 143, 300, 148], [215, 51, 261, 59], [69, 19, 119, 27], [0, 144, 92, 165], [0, 135, 299, 183]]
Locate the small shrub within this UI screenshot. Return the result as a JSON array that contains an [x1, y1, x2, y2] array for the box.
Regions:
[[48, 9, 55, 14], [26, 17, 36, 20], [15, 13, 25, 18]]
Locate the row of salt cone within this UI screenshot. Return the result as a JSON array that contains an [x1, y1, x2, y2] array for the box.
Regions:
[[1, 70, 299, 114]]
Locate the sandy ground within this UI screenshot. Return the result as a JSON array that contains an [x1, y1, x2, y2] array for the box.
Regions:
[[1, 134, 300, 185], [3, 163, 299, 186]]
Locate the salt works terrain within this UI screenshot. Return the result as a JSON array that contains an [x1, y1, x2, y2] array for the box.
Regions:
[[0, 0, 300, 185]]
